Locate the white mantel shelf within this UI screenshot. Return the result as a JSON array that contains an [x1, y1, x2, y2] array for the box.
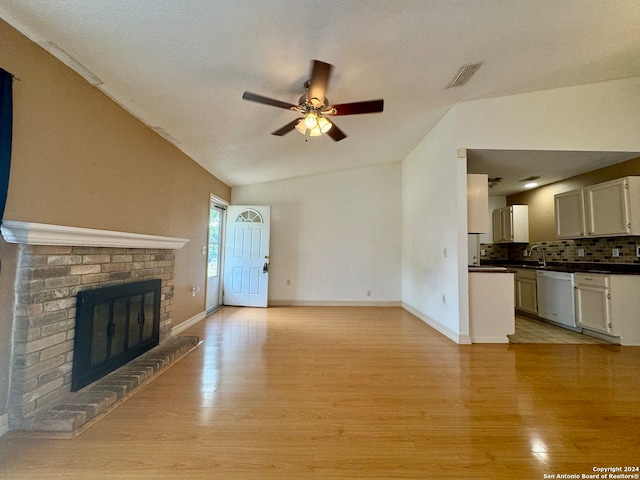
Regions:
[[0, 220, 189, 249]]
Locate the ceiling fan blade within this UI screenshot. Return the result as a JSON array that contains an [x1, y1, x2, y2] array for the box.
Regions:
[[308, 60, 333, 105], [242, 91, 297, 110], [329, 99, 384, 116], [326, 120, 347, 142], [271, 118, 301, 136]]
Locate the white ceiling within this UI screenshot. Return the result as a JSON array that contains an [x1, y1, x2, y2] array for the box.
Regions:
[[1, 1, 640, 188]]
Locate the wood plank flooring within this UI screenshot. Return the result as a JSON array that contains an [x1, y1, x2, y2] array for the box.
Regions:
[[1, 306, 638, 479]]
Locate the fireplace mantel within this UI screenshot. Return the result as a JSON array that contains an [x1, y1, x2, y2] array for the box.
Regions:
[[1, 220, 189, 249]]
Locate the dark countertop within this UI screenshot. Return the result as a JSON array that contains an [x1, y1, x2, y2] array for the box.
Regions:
[[482, 260, 640, 275], [468, 265, 511, 273]]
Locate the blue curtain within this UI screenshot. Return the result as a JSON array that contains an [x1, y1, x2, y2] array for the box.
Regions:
[[0, 68, 12, 224]]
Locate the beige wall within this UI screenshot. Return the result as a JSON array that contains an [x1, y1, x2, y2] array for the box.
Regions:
[[0, 19, 231, 327], [508, 156, 640, 242]]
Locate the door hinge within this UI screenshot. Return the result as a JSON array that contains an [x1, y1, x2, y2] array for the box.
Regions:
[[608, 322, 612, 328]]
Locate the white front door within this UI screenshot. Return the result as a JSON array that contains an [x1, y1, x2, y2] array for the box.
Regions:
[[223, 206, 271, 307]]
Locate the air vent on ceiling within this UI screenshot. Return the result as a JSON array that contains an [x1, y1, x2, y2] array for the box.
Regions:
[[446, 62, 483, 88]]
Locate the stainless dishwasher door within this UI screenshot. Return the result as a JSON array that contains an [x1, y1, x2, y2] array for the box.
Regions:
[[536, 270, 579, 331]]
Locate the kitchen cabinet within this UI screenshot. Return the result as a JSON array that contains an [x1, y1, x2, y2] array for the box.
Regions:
[[554, 176, 640, 238], [467, 174, 489, 233], [584, 176, 640, 236], [555, 189, 586, 238], [513, 268, 537, 315], [574, 273, 640, 345], [492, 205, 529, 243], [574, 274, 612, 335]]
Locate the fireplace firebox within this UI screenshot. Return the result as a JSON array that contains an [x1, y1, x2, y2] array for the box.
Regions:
[[72, 279, 162, 391]]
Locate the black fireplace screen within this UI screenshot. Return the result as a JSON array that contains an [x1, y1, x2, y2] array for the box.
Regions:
[[72, 279, 161, 391]]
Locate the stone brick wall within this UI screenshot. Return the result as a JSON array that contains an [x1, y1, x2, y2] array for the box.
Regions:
[[9, 244, 175, 424]]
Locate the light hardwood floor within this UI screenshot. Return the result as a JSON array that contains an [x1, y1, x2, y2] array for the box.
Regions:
[[1, 306, 638, 479]]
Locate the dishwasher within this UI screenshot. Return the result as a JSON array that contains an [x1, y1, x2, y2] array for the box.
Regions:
[[536, 270, 581, 331]]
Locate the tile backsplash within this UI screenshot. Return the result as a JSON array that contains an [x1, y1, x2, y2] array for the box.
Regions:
[[481, 237, 640, 264]]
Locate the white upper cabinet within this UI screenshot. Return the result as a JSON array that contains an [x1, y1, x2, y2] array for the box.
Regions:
[[555, 189, 586, 238], [492, 205, 529, 243], [467, 174, 489, 233], [555, 176, 640, 238], [584, 177, 640, 236]]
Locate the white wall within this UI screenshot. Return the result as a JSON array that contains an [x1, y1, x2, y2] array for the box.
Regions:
[[458, 76, 640, 152], [231, 164, 402, 305], [401, 108, 470, 343]]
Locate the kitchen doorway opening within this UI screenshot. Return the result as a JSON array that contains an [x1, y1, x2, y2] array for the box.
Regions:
[[206, 196, 227, 314]]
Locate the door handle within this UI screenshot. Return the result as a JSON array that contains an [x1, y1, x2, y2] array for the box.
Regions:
[[263, 262, 269, 273]]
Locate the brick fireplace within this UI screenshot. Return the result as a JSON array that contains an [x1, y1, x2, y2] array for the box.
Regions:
[[1, 220, 189, 430]]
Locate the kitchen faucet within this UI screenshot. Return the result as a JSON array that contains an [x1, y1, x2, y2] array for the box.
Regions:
[[528, 244, 547, 267]]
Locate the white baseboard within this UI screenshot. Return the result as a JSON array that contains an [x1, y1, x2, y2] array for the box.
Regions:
[[268, 300, 402, 307], [0, 413, 8, 438], [402, 302, 471, 345], [171, 311, 206, 335], [470, 335, 510, 344]]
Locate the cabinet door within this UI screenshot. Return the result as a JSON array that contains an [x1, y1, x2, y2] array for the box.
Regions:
[[501, 207, 514, 242], [492, 209, 503, 243], [585, 178, 630, 236], [555, 189, 585, 238], [575, 284, 612, 334], [515, 277, 537, 314]]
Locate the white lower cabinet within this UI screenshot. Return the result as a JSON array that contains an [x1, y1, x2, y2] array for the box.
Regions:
[[574, 274, 612, 335], [574, 273, 640, 345], [513, 268, 537, 315]]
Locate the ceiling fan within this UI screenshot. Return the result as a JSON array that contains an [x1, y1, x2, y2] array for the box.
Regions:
[[242, 59, 384, 142]]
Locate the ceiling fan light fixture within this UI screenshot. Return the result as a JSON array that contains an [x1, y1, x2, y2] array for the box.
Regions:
[[318, 116, 332, 133], [309, 126, 322, 137], [295, 119, 307, 135], [304, 112, 318, 129]]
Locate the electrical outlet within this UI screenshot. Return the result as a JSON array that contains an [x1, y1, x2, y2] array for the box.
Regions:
[[612, 248, 620, 257], [578, 248, 585, 257], [636, 245, 640, 258], [367, 290, 371, 297], [201, 246, 207, 255], [442, 294, 446, 304], [480, 249, 486, 256]]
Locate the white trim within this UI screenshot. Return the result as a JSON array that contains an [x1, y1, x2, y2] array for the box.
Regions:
[[469, 335, 510, 344], [269, 300, 402, 307], [402, 303, 472, 345], [0, 413, 8, 438], [171, 311, 206, 335], [0, 220, 189, 249]]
